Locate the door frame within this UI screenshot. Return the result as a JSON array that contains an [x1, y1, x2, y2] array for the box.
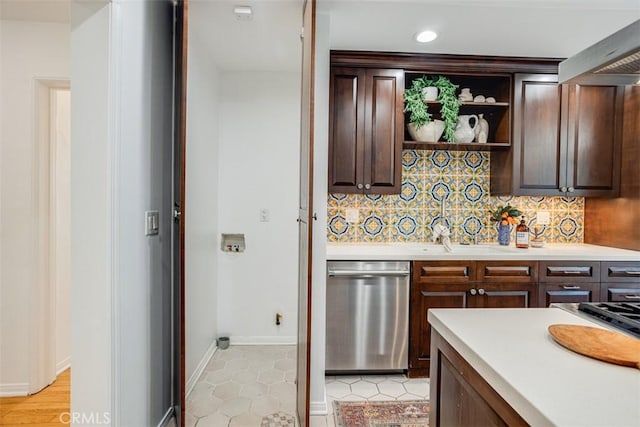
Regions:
[[173, 0, 189, 425], [297, 0, 315, 425], [32, 78, 71, 395]]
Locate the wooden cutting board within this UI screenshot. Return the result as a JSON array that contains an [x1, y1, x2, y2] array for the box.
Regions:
[[548, 324, 640, 370]]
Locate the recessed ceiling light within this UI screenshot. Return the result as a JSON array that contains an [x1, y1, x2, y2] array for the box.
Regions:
[[415, 30, 438, 43], [233, 5, 253, 20]]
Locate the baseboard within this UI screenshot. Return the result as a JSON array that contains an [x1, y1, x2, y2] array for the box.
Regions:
[[230, 336, 297, 345], [56, 357, 71, 376], [310, 399, 329, 415], [157, 406, 174, 427], [0, 383, 29, 397], [186, 340, 217, 398]]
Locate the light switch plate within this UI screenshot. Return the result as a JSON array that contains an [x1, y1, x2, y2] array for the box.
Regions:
[[145, 210, 160, 236], [537, 210, 551, 225], [346, 208, 359, 223]]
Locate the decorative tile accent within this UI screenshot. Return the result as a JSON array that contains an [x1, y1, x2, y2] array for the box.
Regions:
[[328, 150, 585, 244]]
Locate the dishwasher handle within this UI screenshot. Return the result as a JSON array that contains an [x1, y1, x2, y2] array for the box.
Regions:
[[328, 269, 410, 278]]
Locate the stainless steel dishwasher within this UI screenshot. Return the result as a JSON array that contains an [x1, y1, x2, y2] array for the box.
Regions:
[[326, 261, 410, 372]]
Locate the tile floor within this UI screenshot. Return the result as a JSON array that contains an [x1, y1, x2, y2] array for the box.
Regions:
[[186, 345, 429, 427]]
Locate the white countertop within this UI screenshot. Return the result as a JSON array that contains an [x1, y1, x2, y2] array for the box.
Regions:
[[327, 242, 640, 261], [428, 308, 640, 427]]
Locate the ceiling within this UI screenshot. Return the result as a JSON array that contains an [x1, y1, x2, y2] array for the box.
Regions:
[[0, 0, 69, 23], [2, 0, 638, 72], [191, 0, 638, 71]]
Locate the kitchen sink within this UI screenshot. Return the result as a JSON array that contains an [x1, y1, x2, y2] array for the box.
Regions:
[[412, 243, 520, 255]]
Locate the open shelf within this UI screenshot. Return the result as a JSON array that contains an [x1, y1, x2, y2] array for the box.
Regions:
[[425, 101, 510, 107], [403, 141, 511, 151]]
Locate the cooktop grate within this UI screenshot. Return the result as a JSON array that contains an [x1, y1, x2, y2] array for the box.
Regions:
[[578, 302, 640, 338]]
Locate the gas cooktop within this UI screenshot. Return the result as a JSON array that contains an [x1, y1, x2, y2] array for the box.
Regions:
[[578, 302, 640, 338]]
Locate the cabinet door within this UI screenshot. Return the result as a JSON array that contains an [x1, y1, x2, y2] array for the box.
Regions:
[[472, 283, 536, 308], [565, 85, 624, 197], [409, 284, 468, 376], [363, 69, 404, 194], [511, 74, 566, 196], [328, 67, 365, 193]]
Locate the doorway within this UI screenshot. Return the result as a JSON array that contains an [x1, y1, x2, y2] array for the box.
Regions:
[[32, 81, 72, 395]]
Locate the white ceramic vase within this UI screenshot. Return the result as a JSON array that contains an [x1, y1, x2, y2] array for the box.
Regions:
[[458, 88, 473, 102], [422, 86, 438, 101], [474, 113, 489, 143], [407, 120, 445, 142], [454, 114, 478, 143]]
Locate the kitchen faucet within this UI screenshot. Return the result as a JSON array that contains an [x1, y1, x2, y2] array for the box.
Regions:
[[433, 196, 452, 252]]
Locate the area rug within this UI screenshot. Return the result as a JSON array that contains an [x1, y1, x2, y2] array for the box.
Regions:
[[334, 400, 429, 427]]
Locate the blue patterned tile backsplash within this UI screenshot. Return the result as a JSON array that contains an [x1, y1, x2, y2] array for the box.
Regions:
[[327, 150, 584, 244]]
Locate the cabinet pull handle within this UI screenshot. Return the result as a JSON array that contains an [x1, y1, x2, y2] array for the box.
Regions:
[[364, 183, 371, 190], [357, 183, 363, 190], [562, 285, 581, 290], [568, 186, 575, 193], [562, 270, 584, 275], [469, 288, 477, 295], [624, 295, 640, 300], [624, 271, 640, 276], [560, 186, 568, 192], [478, 288, 485, 295]]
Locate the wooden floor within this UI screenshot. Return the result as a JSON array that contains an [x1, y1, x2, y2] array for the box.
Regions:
[[0, 369, 70, 427]]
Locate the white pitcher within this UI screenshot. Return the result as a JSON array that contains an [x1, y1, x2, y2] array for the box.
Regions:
[[454, 114, 478, 143]]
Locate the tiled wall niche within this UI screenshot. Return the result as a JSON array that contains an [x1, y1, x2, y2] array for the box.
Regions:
[[327, 150, 584, 244]]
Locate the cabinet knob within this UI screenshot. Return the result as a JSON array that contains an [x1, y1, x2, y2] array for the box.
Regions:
[[478, 288, 485, 295], [560, 186, 567, 192], [364, 183, 371, 190], [357, 183, 363, 189], [470, 288, 477, 295], [568, 186, 575, 193]]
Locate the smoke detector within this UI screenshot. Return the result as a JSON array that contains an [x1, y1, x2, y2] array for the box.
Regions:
[[233, 5, 253, 21]]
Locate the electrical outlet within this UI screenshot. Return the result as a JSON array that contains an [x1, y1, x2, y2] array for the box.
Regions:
[[259, 208, 270, 222], [537, 210, 551, 225], [346, 208, 359, 223]]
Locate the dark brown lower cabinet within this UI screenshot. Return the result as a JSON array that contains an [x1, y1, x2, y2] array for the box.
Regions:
[[470, 283, 536, 308], [409, 281, 535, 377], [409, 284, 469, 377], [430, 330, 527, 427], [538, 282, 600, 306]]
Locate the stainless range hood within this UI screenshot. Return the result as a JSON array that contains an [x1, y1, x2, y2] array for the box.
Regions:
[[559, 19, 640, 86]]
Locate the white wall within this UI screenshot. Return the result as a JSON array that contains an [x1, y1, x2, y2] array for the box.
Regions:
[[185, 30, 220, 383], [53, 88, 72, 375], [0, 19, 69, 395], [310, 12, 330, 415], [110, 0, 174, 424], [217, 71, 301, 344], [70, 1, 113, 420], [71, 0, 174, 424]]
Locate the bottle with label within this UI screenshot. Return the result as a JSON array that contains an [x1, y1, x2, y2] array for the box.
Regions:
[[515, 216, 529, 249]]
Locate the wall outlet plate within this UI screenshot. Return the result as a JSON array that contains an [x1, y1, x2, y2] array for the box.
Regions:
[[537, 210, 551, 225], [346, 208, 359, 223]]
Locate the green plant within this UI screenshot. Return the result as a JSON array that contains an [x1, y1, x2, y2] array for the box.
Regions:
[[404, 75, 461, 142], [489, 205, 523, 225]]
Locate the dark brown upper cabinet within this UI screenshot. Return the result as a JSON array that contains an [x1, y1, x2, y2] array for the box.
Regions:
[[492, 74, 624, 197], [328, 67, 404, 194]]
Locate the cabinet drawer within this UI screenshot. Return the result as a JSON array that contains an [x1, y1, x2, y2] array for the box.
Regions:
[[539, 261, 600, 283], [600, 283, 640, 302], [476, 261, 538, 283], [413, 261, 476, 284], [600, 262, 640, 283], [538, 283, 600, 307]]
